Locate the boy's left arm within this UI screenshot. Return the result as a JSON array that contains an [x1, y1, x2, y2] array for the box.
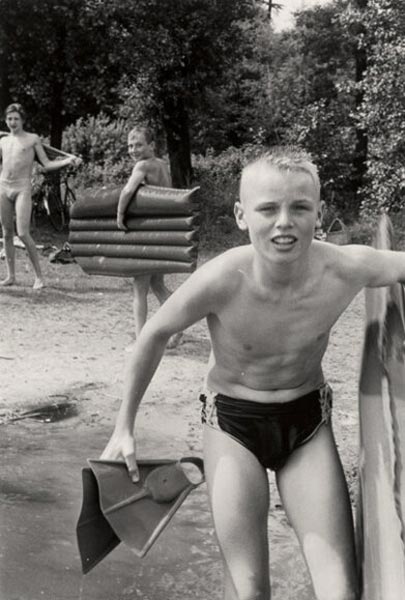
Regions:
[[34, 136, 79, 171], [355, 246, 405, 287]]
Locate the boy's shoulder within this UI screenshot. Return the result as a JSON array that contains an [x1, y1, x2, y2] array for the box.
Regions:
[[206, 244, 251, 266], [199, 245, 252, 284], [184, 245, 252, 304], [147, 156, 169, 172], [0, 131, 37, 147], [313, 239, 377, 281], [138, 155, 164, 164], [23, 132, 41, 147], [133, 156, 164, 171], [314, 239, 374, 261], [135, 157, 170, 186]]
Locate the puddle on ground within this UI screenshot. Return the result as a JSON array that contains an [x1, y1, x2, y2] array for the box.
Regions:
[[0, 481, 55, 504], [5, 398, 78, 424]]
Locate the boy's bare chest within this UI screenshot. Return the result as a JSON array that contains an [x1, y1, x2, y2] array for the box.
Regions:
[[215, 284, 346, 352], [4, 138, 34, 162]]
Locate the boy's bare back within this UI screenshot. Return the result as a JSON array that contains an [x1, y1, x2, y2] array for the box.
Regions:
[[135, 157, 171, 187]]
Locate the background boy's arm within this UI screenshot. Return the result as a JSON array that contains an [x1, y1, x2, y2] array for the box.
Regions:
[[34, 135, 80, 171], [100, 259, 223, 479], [117, 162, 147, 230]]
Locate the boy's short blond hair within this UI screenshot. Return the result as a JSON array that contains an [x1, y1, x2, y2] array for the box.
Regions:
[[241, 146, 321, 200], [128, 125, 154, 144]]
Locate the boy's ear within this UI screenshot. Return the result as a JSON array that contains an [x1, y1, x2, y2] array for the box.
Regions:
[[316, 200, 325, 229], [234, 201, 248, 231]]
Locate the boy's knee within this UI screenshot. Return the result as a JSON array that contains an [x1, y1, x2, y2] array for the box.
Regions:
[[236, 585, 268, 600], [305, 537, 358, 600], [316, 590, 358, 600], [17, 232, 30, 244], [232, 572, 269, 600], [314, 578, 358, 600], [2, 227, 14, 239]]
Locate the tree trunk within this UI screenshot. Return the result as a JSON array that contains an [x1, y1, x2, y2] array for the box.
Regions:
[[0, 28, 12, 113], [161, 95, 193, 188], [49, 22, 67, 150], [45, 23, 67, 214], [49, 79, 65, 149]]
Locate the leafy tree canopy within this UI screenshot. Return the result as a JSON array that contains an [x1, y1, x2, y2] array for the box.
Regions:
[[357, 0, 405, 215]]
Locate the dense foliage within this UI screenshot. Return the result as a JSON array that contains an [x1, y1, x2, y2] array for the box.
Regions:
[[0, 0, 258, 186], [0, 0, 129, 147], [1, 0, 404, 239], [357, 0, 405, 217]]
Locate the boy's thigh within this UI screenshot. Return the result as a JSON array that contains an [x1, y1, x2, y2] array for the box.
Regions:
[[15, 189, 32, 235], [203, 425, 270, 573], [276, 425, 358, 597], [0, 186, 14, 228]]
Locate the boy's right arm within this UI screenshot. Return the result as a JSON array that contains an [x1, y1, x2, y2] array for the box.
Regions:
[[100, 327, 170, 481], [100, 257, 226, 480], [117, 162, 147, 230]]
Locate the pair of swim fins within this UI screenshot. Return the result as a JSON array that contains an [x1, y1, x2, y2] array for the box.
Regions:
[[76, 457, 204, 574]]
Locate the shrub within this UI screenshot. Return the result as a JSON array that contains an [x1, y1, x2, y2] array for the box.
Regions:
[[62, 113, 133, 190], [63, 113, 128, 164]]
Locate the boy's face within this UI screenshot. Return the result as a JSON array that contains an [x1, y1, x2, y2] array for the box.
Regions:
[[235, 165, 323, 265], [127, 132, 154, 162], [6, 111, 24, 133]]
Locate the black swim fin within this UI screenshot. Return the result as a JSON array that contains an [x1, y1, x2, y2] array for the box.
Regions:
[[76, 457, 204, 573]]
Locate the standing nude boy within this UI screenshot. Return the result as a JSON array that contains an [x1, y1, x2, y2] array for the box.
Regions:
[[117, 125, 181, 348], [0, 103, 79, 289], [102, 147, 405, 599]]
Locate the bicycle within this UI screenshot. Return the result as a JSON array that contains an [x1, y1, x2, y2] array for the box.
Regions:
[[32, 168, 77, 232]]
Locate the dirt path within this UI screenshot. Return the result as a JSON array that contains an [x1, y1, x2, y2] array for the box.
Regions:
[[0, 239, 365, 599]]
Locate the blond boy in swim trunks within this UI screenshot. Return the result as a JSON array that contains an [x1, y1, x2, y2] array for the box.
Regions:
[[117, 125, 181, 348], [102, 147, 405, 599], [0, 103, 80, 289]]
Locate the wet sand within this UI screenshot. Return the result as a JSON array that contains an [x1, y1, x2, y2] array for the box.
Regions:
[[0, 246, 363, 599]]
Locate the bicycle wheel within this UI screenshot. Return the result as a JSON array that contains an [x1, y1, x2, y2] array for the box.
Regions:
[[31, 190, 48, 230], [63, 186, 77, 221], [44, 186, 65, 231]]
